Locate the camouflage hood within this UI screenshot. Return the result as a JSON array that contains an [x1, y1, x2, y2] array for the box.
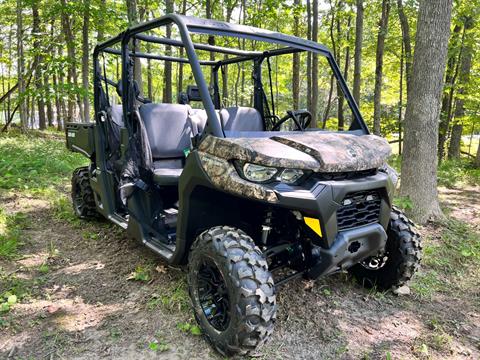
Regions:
[[198, 132, 391, 173]]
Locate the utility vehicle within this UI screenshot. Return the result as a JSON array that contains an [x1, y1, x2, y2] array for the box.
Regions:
[[66, 15, 422, 356]]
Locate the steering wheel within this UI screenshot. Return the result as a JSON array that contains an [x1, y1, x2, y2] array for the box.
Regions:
[[271, 110, 312, 131]]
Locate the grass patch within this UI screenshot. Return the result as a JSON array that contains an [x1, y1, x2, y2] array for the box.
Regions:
[[0, 130, 87, 198], [148, 280, 189, 313], [411, 219, 480, 298], [389, 155, 480, 188], [0, 208, 29, 258]]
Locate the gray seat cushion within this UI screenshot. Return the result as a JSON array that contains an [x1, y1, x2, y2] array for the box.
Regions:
[[152, 168, 183, 186], [153, 159, 183, 185], [139, 103, 192, 159], [220, 107, 264, 132], [139, 104, 193, 185]]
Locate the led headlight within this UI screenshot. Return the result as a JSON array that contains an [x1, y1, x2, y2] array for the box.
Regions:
[[279, 168, 304, 184], [242, 163, 278, 183]]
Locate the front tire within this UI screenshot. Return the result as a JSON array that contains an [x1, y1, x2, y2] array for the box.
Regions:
[[349, 207, 422, 289], [71, 166, 99, 220], [187, 226, 276, 356]]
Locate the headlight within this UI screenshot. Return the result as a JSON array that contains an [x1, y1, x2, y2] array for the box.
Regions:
[[242, 163, 278, 183], [279, 168, 304, 184], [240, 163, 305, 184]]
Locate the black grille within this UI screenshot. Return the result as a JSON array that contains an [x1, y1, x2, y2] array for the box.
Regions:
[[337, 190, 381, 230], [315, 168, 378, 181]]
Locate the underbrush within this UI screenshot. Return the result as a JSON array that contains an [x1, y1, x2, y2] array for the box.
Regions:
[[0, 130, 87, 197], [389, 155, 480, 188], [0, 208, 28, 258], [411, 218, 480, 299]]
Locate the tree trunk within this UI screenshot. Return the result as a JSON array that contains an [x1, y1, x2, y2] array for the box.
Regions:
[[32, 0, 46, 130], [398, 43, 404, 155], [475, 141, 480, 168], [400, 0, 453, 223], [163, 0, 174, 103], [338, 14, 351, 131], [448, 19, 473, 160], [16, 0, 27, 130], [438, 24, 463, 161], [306, 0, 312, 113], [82, 0, 91, 122], [97, 0, 106, 42], [352, 0, 363, 105], [373, 0, 390, 136], [206, 0, 216, 62], [448, 124, 462, 159], [292, 0, 300, 110], [397, 0, 412, 94], [177, 0, 187, 98], [310, 0, 319, 128], [126, 0, 143, 94], [61, 0, 83, 122]]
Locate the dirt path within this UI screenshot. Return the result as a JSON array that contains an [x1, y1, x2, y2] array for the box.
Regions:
[[1, 186, 479, 359]]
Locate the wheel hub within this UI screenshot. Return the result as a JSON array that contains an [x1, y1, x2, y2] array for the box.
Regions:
[[360, 253, 389, 270], [197, 259, 230, 331]]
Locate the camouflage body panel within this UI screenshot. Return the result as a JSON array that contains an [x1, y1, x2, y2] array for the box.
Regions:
[[198, 135, 320, 170], [271, 133, 392, 172], [197, 151, 278, 203], [199, 132, 391, 173], [196, 132, 391, 202]]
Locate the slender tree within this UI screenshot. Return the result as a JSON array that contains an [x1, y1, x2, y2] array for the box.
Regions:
[[17, 0, 27, 130], [32, 0, 46, 129], [352, 0, 364, 105], [126, 0, 143, 94], [438, 24, 463, 160], [292, 0, 300, 110], [82, 0, 91, 122], [373, 0, 390, 136], [396, 0, 412, 93], [163, 0, 174, 103], [310, 0, 319, 127], [448, 38, 473, 159], [475, 141, 480, 168], [400, 0, 453, 223]]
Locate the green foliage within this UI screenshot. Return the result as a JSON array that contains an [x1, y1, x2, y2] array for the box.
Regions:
[[437, 159, 480, 188], [393, 196, 413, 211], [147, 280, 189, 312], [0, 131, 87, 197], [176, 321, 202, 336], [127, 265, 151, 282], [0, 208, 28, 259], [411, 218, 479, 298]]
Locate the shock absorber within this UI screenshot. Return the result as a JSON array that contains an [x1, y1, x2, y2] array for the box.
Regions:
[[261, 210, 273, 246]]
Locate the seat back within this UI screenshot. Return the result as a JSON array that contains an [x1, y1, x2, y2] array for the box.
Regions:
[[220, 107, 264, 132], [139, 103, 192, 159], [188, 108, 208, 136]]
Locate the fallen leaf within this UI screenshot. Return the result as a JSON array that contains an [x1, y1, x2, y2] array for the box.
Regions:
[[46, 304, 60, 314], [155, 265, 167, 274]]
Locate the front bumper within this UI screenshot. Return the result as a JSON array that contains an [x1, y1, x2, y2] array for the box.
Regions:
[[271, 171, 394, 278]]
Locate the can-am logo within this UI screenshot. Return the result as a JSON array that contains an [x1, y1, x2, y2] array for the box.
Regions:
[[348, 148, 357, 157]]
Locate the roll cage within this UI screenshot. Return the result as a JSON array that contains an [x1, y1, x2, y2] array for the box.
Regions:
[[93, 14, 369, 142]]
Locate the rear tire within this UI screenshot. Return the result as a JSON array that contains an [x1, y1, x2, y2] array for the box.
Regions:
[[349, 207, 422, 290], [71, 166, 99, 220], [187, 226, 276, 356]]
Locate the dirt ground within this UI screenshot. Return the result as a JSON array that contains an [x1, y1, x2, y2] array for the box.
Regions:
[[1, 186, 479, 360]]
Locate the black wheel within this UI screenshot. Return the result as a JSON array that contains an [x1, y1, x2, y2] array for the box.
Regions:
[[187, 226, 276, 356], [349, 206, 422, 289], [71, 166, 99, 220]]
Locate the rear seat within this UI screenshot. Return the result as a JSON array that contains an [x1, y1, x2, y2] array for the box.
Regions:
[[220, 107, 264, 131]]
